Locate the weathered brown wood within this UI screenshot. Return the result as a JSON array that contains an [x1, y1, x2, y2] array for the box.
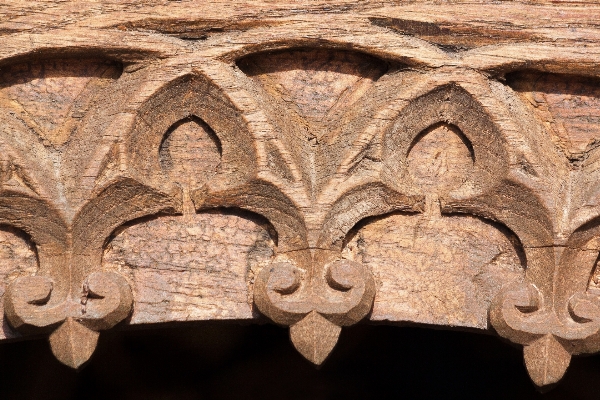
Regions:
[[0, 0, 599, 388]]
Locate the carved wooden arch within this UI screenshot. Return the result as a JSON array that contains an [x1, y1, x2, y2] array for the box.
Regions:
[[1, 3, 600, 391]]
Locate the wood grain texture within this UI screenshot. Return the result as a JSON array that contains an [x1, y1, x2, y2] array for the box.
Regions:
[[103, 211, 274, 324], [0, 0, 599, 386], [348, 212, 525, 329]]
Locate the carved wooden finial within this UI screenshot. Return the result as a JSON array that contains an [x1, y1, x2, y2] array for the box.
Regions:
[[523, 335, 571, 388], [0, 58, 181, 368], [255, 256, 375, 364]]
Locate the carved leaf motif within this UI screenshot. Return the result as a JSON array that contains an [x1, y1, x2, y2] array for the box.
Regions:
[[0, 10, 598, 389], [49, 318, 100, 369], [505, 71, 600, 237], [237, 49, 388, 197], [489, 216, 600, 387], [523, 335, 571, 387], [507, 71, 600, 163], [289, 311, 342, 365], [0, 58, 126, 218], [243, 55, 528, 367], [0, 57, 182, 368]]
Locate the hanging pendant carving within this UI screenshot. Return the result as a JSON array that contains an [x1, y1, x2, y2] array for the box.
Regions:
[[204, 49, 398, 364], [254, 252, 375, 364], [0, 6, 599, 388]]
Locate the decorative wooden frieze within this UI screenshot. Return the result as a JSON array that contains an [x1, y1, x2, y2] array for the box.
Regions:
[[0, 0, 600, 388]]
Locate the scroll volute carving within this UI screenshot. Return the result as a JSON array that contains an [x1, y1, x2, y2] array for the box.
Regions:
[[487, 71, 600, 387], [376, 79, 574, 386], [196, 48, 424, 365], [0, 57, 180, 368], [229, 51, 521, 365], [253, 249, 375, 365], [122, 67, 352, 365]]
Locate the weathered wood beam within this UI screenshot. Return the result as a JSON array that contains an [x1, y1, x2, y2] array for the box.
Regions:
[[0, 0, 599, 387]]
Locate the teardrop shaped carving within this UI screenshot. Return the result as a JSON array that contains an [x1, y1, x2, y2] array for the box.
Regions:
[[160, 116, 222, 190], [289, 311, 341, 365]]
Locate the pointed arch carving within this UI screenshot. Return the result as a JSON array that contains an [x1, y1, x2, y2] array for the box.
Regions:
[[0, 7, 597, 390], [0, 55, 183, 368]]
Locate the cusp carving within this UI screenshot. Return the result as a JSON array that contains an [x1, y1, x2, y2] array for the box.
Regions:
[[0, 12, 599, 390], [0, 58, 181, 368], [200, 49, 394, 364], [254, 255, 375, 364]]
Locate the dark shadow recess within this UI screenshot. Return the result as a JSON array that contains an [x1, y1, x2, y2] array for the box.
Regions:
[[0, 323, 598, 399]]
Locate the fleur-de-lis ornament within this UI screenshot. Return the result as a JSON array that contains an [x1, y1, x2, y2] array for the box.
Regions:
[[0, 58, 181, 368], [191, 48, 426, 364]]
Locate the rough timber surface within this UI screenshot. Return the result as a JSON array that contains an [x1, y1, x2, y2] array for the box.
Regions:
[[1, 0, 600, 386]]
